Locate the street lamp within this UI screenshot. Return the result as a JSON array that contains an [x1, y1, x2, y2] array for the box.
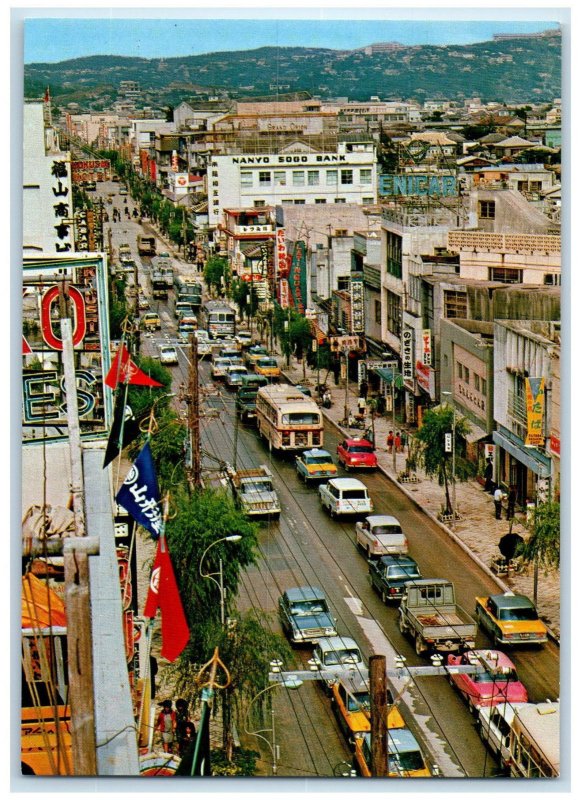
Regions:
[[199, 535, 242, 626], [244, 662, 303, 775], [442, 391, 456, 521]]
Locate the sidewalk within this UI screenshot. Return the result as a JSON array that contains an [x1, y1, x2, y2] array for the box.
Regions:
[[278, 356, 560, 642]]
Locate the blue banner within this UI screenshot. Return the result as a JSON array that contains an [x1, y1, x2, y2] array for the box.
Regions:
[[116, 442, 163, 539]]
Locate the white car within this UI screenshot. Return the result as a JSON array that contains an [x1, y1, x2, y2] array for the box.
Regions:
[[235, 330, 253, 348], [318, 478, 372, 518], [159, 345, 178, 366], [477, 703, 528, 767], [194, 331, 212, 355], [211, 357, 235, 379], [224, 364, 248, 389], [310, 636, 365, 689], [355, 515, 408, 558]]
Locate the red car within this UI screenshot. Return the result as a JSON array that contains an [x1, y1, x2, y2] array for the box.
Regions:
[[446, 649, 528, 715], [337, 438, 378, 470]]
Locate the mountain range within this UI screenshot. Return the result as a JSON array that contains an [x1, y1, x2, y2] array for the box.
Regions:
[[24, 32, 561, 110]]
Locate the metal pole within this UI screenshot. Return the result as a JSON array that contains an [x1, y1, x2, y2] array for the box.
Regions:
[[271, 704, 277, 775], [392, 379, 396, 474], [219, 557, 225, 627], [343, 350, 349, 423], [451, 405, 457, 522]]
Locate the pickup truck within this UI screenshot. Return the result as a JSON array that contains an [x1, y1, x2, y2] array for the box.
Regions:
[[474, 592, 548, 647], [398, 578, 477, 656], [227, 465, 280, 518]]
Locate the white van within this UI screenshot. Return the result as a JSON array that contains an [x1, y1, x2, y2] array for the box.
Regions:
[[318, 477, 372, 518]]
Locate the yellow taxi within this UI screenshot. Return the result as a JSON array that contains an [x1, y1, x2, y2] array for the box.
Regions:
[[254, 356, 281, 380], [295, 448, 338, 484], [353, 729, 432, 777], [474, 592, 548, 646], [330, 674, 405, 746]]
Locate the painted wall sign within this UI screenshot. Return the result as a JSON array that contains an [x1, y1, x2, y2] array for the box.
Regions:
[[379, 173, 457, 197], [525, 377, 545, 447]]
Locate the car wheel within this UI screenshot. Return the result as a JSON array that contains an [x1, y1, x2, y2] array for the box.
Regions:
[[381, 589, 387, 604], [398, 614, 407, 634], [468, 698, 477, 716], [367, 546, 372, 559], [415, 634, 425, 656], [344, 463, 350, 472]]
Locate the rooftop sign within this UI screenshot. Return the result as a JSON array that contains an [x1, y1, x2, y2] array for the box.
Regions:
[[379, 174, 457, 197]]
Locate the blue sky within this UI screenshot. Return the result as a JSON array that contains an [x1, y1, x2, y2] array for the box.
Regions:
[[23, 15, 561, 64]]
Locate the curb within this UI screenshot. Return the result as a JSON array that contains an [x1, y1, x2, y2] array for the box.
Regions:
[[281, 371, 560, 647]]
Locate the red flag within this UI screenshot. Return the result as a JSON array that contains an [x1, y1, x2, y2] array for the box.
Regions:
[[44, 86, 50, 103], [143, 539, 189, 662], [105, 343, 162, 389]]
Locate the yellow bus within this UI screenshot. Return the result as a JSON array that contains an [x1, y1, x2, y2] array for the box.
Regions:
[[255, 384, 323, 452], [508, 701, 559, 778]]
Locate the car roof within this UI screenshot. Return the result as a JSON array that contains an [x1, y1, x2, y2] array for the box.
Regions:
[[284, 586, 326, 602], [327, 478, 367, 489], [316, 636, 360, 654], [336, 673, 369, 693], [365, 515, 401, 527], [363, 728, 421, 752], [302, 448, 332, 458], [463, 649, 516, 670], [160, 345, 176, 351], [378, 555, 419, 568], [490, 593, 536, 609], [344, 438, 373, 447]]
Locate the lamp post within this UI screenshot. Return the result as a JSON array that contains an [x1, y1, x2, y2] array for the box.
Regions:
[[199, 535, 242, 626], [244, 662, 303, 775], [442, 391, 456, 521]]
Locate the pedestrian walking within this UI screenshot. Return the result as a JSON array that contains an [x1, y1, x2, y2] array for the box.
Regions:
[[357, 397, 366, 417], [506, 485, 517, 520], [484, 458, 493, 493], [400, 430, 407, 451], [157, 700, 177, 753], [387, 430, 394, 453], [175, 698, 196, 756], [493, 486, 504, 520], [359, 380, 368, 401], [394, 432, 402, 453]]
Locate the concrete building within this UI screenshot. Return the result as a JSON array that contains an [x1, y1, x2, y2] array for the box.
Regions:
[[207, 139, 378, 227], [492, 320, 560, 507], [23, 102, 75, 255]]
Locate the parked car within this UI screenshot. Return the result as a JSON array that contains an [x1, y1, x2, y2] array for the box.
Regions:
[[337, 438, 378, 470], [254, 356, 281, 380], [310, 636, 365, 687], [141, 312, 161, 331], [446, 649, 528, 715], [319, 477, 372, 518], [224, 364, 249, 389], [474, 592, 548, 647], [369, 555, 422, 603], [245, 345, 269, 369], [211, 357, 235, 380], [295, 448, 338, 484], [278, 586, 337, 645], [355, 515, 408, 558], [159, 345, 179, 366], [331, 674, 405, 744], [234, 330, 253, 348]]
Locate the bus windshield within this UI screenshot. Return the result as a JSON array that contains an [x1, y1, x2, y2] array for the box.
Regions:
[[282, 412, 320, 425]]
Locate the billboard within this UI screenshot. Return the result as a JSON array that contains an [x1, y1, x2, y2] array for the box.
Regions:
[[379, 173, 457, 197], [289, 240, 307, 314], [71, 159, 111, 183], [525, 377, 545, 447], [415, 360, 436, 399], [22, 256, 112, 443], [350, 275, 364, 333], [401, 328, 414, 384]]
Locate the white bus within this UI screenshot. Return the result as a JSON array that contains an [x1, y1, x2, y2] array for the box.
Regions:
[[508, 701, 559, 778], [256, 384, 324, 452], [199, 300, 236, 339]]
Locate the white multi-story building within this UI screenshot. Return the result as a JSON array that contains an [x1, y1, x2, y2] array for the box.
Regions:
[[23, 102, 75, 255], [207, 140, 377, 226]]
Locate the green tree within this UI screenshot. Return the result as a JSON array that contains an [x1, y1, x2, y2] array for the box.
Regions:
[[204, 256, 230, 295], [521, 501, 560, 571], [415, 406, 472, 516]]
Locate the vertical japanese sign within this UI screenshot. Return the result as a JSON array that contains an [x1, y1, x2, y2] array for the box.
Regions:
[[51, 156, 73, 253], [401, 328, 414, 384], [171, 150, 179, 172], [525, 377, 545, 447], [422, 329, 432, 366], [289, 240, 307, 314], [350, 274, 364, 333], [276, 228, 289, 277]]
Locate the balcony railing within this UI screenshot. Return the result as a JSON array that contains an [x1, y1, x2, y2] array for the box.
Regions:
[[507, 390, 528, 426]]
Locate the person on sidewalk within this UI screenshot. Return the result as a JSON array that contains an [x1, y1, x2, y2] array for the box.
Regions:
[[157, 700, 177, 753], [493, 486, 504, 520], [394, 432, 402, 453], [484, 458, 493, 493], [175, 698, 196, 757], [359, 380, 368, 401], [400, 430, 407, 451], [387, 430, 394, 452], [506, 485, 517, 520]]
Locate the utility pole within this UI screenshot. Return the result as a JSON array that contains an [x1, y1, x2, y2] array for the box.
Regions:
[[61, 317, 98, 775], [343, 349, 350, 424], [369, 654, 388, 777], [186, 332, 201, 489]]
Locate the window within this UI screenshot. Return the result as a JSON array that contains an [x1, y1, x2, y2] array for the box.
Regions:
[[334, 198, 346, 204], [386, 231, 402, 279], [360, 168, 372, 184], [530, 181, 542, 192], [386, 290, 401, 338], [444, 290, 467, 318], [481, 377, 487, 395], [474, 374, 480, 392], [479, 200, 496, 219], [274, 171, 286, 186], [258, 171, 271, 187], [293, 199, 305, 205], [253, 200, 266, 207], [307, 170, 320, 186], [544, 273, 561, 286], [489, 267, 523, 284], [463, 366, 470, 384], [281, 200, 293, 206], [374, 300, 381, 324], [362, 197, 374, 205], [240, 171, 252, 187], [292, 171, 305, 187], [457, 361, 463, 379], [337, 276, 351, 291], [326, 170, 338, 186], [315, 198, 326, 204], [340, 169, 353, 185]]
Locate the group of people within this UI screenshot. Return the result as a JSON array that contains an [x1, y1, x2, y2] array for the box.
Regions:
[[484, 457, 517, 520], [386, 429, 407, 453], [156, 698, 197, 756]]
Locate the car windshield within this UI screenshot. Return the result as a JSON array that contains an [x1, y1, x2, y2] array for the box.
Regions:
[[250, 348, 268, 355], [290, 600, 328, 616], [498, 606, 538, 621], [373, 525, 403, 536], [347, 445, 374, 453], [242, 481, 272, 493], [305, 455, 331, 465], [257, 358, 277, 367], [323, 649, 360, 666], [473, 668, 518, 683], [386, 566, 420, 579], [388, 751, 425, 774], [347, 691, 370, 713], [342, 490, 366, 500], [282, 412, 320, 425]]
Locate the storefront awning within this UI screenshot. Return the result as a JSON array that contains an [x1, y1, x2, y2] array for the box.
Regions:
[[464, 423, 489, 444], [493, 428, 551, 478], [374, 367, 396, 382]]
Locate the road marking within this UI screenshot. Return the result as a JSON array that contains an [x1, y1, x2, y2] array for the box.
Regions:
[[343, 596, 364, 616]]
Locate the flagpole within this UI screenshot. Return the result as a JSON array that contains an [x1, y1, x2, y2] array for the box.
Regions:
[[113, 378, 131, 493]]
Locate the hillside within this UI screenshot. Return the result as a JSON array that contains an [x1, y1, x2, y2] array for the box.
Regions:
[[24, 33, 561, 108]]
